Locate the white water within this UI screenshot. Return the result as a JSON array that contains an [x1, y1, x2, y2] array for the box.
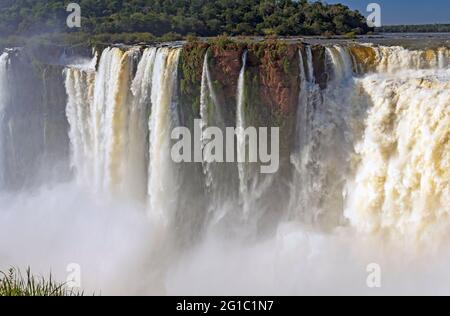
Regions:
[[305, 46, 315, 82], [66, 48, 133, 192], [236, 51, 248, 210], [1, 44, 450, 295], [128, 48, 157, 200], [65, 66, 96, 187], [200, 51, 214, 191], [199, 50, 239, 224], [66, 47, 153, 198], [289, 46, 322, 223], [327, 45, 353, 81], [288, 46, 362, 227], [147, 48, 181, 224], [374, 46, 446, 73], [345, 70, 450, 241]]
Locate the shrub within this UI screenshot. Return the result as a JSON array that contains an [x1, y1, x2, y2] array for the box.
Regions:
[[0, 267, 84, 297]]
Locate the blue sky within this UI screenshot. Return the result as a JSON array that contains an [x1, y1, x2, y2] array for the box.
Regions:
[[324, 0, 450, 25]]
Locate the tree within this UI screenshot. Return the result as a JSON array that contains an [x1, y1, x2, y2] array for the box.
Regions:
[[0, 0, 373, 38]]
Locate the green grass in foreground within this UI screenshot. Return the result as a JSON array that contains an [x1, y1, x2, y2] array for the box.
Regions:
[[0, 267, 84, 296]]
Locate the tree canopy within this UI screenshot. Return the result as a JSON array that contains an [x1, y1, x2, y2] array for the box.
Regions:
[[0, 0, 371, 38]]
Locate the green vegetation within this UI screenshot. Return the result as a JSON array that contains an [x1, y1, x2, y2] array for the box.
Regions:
[[0, 0, 371, 49], [378, 24, 450, 33], [244, 41, 299, 132], [0, 267, 84, 296], [179, 38, 209, 124], [208, 34, 248, 51]]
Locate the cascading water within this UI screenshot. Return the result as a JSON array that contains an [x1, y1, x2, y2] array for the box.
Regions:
[[127, 47, 157, 200], [375, 46, 444, 72], [200, 51, 215, 191], [1, 40, 450, 295], [236, 51, 249, 208], [199, 50, 240, 225], [289, 46, 322, 223], [287, 45, 363, 227], [305, 46, 315, 82], [66, 47, 144, 196], [326, 45, 354, 81], [438, 48, 448, 69], [96, 48, 139, 193], [345, 68, 450, 240], [65, 65, 96, 187], [147, 47, 182, 224], [65, 43, 450, 235]]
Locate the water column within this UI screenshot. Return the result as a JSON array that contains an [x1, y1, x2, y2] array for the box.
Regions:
[[148, 48, 182, 225]]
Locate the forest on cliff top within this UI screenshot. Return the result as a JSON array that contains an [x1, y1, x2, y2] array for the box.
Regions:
[[0, 0, 370, 39]]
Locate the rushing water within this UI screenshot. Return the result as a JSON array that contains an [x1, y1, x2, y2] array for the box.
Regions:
[[147, 48, 182, 224], [199, 50, 240, 224], [0, 42, 449, 295], [236, 51, 249, 213]]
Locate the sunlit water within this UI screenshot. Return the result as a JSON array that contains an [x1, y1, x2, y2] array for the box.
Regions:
[[0, 43, 449, 295]]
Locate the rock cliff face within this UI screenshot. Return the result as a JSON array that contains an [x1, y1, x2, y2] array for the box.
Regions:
[[244, 41, 300, 164], [208, 42, 245, 126], [311, 45, 328, 89], [179, 41, 209, 126], [178, 40, 329, 168], [247, 42, 300, 115], [179, 40, 305, 134], [0, 50, 70, 190], [179, 40, 330, 122]]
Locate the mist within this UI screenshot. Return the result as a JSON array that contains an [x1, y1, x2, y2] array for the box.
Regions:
[[1, 37, 449, 296], [2, 183, 450, 295]]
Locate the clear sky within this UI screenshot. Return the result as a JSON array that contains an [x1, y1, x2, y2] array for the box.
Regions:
[[324, 0, 450, 25]]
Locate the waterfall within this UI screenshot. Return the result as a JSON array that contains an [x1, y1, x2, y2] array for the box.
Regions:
[[305, 46, 315, 83], [98, 48, 139, 193], [90, 47, 125, 191], [326, 46, 354, 82], [289, 46, 329, 223], [200, 50, 223, 178], [199, 50, 240, 224], [345, 71, 450, 239], [366, 46, 450, 73], [127, 48, 157, 200], [295, 46, 318, 154], [0, 53, 9, 188], [289, 44, 377, 227], [200, 51, 214, 190], [147, 48, 182, 223], [66, 46, 184, 213], [438, 48, 447, 69], [375, 46, 435, 72], [2, 40, 450, 294], [38, 42, 450, 237], [65, 66, 96, 187], [236, 50, 248, 204], [289, 48, 313, 221], [66, 48, 143, 195]]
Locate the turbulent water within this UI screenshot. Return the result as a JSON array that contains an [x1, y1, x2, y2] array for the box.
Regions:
[[346, 69, 450, 239], [0, 41, 449, 295]]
